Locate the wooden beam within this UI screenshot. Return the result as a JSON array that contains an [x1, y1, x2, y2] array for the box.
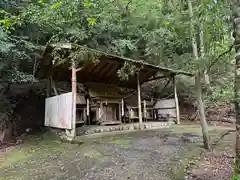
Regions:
[[146, 74, 172, 82], [76, 67, 83, 72], [137, 72, 143, 124], [173, 76, 180, 124]]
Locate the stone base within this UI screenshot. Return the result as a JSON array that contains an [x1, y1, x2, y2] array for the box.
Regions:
[[76, 121, 171, 135]]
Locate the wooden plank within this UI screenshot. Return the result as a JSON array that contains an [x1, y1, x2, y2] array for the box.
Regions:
[[98, 63, 112, 76], [154, 107, 176, 110], [105, 64, 120, 77], [93, 61, 107, 73]]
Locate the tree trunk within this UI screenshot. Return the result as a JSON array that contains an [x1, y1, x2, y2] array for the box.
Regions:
[[232, 0, 240, 174], [188, 0, 211, 150], [199, 23, 210, 87], [195, 72, 211, 150]]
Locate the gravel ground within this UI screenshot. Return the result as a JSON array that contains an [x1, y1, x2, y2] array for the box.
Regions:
[[1, 129, 217, 180]]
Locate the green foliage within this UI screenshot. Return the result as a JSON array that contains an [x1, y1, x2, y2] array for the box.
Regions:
[[232, 176, 240, 180], [0, 0, 234, 116], [52, 45, 100, 67], [117, 62, 140, 81]]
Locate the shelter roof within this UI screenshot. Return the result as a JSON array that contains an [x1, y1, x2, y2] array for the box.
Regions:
[[35, 43, 193, 89]]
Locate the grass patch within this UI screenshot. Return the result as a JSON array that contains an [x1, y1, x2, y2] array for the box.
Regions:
[[1, 148, 32, 168], [1, 132, 67, 168], [170, 145, 204, 180], [110, 138, 132, 148]]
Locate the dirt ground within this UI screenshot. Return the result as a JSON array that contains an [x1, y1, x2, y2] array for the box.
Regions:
[[0, 125, 235, 180], [186, 130, 235, 180]]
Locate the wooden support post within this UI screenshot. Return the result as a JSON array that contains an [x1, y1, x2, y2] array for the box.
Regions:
[[100, 101, 103, 123], [143, 100, 147, 122], [66, 65, 77, 140], [121, 99, 124, 116], [118, 103, 121, 123], [173, 76, 180, 124], [71, 67, 77, 138], [86, 98, 90, 126], [137, 72, 143, 124]]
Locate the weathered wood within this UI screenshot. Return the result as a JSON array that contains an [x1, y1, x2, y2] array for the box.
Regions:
[[143, 100, 147, 121], [118, 103, 121, 123], [173, 76, 180, 124], [99, 101, 103, 122], [36, 43, 194, 89], [76, 67, 83, 72], [121, 99, 124, 117], [86, 99, 90, 116], [71, 67, 77, 137], [137, 72, 143, 124], [146, 75, 171, 82], [86, 98, 90, 125], [66, 66, 77, 140]]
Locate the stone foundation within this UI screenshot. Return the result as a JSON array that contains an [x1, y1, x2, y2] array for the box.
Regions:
[[76, 121, 172, 136]]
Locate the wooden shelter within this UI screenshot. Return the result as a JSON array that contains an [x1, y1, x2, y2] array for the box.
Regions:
[[35, 43, 193, 138]]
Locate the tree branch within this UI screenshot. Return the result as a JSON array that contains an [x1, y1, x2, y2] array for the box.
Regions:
[[206, 44, 234, 72]]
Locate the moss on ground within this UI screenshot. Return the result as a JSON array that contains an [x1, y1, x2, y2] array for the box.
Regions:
[[2, 125, 235, 180], [1, 132, 66, 168], [109, 137, 132, 148], [169, 126, 235, 180], [170, 145, 204, 180]]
